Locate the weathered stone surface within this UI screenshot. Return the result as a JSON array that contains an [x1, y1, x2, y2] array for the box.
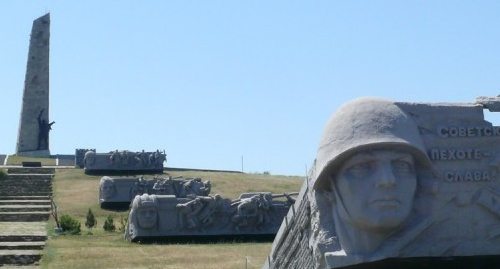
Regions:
[[99, 175, 211, 208], [124, 192, 297, 242], [264, 97, 500, 269], [16, 13, 52, 157], [75, 149, 95, 168], [84, 150, 166, 175]]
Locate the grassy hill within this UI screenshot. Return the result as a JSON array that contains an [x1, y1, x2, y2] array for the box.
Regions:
[[41, 168, 304, 268]]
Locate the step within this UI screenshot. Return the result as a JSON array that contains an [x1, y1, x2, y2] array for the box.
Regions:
[[0, 191, 52, 197], [0, 236, 47, 243], [0, 185, 52, 190], [0, 196, 50, 201], [5, 174, 54, 180], [0, 212, 50, 222], [0, 241, 45, 250], [1, 183, 52, 188], [0, 186, 52, 191], [0, 265, 40, 269], [0, 205, 51, 212], [0, 200, 51, 205], [3, 176, 53, 181], [0, 249, 42, 265], [1, 184, 52, 189], [1, 178, 52, 183], [7, 168, 55, 174], [0, 192, 52, 197]]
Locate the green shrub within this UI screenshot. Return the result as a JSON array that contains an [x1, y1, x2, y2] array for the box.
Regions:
[[103, 215, 116, 232], [0, 169, 7, 180], [85, 208, 97, 229], [59, 214, 81, 234], [118, 214, 128, 233]]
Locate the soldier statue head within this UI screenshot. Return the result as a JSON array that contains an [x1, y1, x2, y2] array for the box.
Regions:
[[99, 177, 116, 201], [310, 97, 435, 258]]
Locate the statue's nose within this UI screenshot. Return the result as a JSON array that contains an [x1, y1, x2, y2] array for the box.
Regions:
[[375, 162, 396, 188]]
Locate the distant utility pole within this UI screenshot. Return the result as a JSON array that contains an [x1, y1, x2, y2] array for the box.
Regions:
[[241, 156, 244, 173]]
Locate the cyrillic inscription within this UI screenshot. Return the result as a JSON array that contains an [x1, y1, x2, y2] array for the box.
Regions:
[[429, 148, 486, 160], [445, 171, 492, 182], [438, 125, 500, 138]]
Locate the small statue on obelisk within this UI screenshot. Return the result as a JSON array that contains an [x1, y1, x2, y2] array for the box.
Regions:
[[37, 109, 55, 151]]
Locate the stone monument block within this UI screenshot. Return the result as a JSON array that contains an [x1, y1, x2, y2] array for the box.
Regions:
[[75, 148, 95, 168], [124, 192, 298, 242], [99, 175, 212, 208], [263, 97, 500, 269], [16, 13, 53, 157], [84, 149, 166, 175]]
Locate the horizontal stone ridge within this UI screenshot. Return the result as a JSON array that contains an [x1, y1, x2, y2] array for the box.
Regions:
[[0, 196, 50, 201], [0, 212, 50, 222], [0, 250, 42, 265], [0, 200, 51, 205], [0, 205, 51, 212], [0, 242, 45, 250], [7, 168, 55, 175], [0, 235, 47, 243]]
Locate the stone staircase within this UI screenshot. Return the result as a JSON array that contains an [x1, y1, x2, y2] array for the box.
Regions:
[[0, 167, 54, 267]]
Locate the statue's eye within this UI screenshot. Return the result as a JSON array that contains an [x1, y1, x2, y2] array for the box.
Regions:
[[346, 162, 372, 177], [392, 160, 414, 174]]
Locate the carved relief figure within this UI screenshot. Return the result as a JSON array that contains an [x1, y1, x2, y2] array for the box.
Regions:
[[37, 109, 55, 150], [127, 194, 160, 235], [197, 194, 223, 227], [153, 150, 167, 168], [136, 195, 159, 229], [109, 150, 121, 167], [309, 97, 436, 266], [130, 176, 149, 198], [99, 177, 116, 201], [152, 177, 175, 195], [179, 178, 212, 197], [121, 150, 130, 166], [179, 180, 196, 197], [231, 194, 271, 231], [176, 198, 204, 229], [201, 180, 211, 196], [84, 150, 96, 168], [135, 150, 149, 167]]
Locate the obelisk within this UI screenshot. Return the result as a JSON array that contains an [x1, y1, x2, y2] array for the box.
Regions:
[[16, 13, 52, 157]]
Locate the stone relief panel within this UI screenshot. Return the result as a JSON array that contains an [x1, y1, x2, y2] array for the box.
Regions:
[[124, 192, 298, 242], [84, 149, 166, 174], [98, 175, 212, 208], [264, 97, 500, 269]]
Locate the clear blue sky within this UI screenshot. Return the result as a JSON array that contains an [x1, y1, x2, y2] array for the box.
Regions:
[[1, 1, 500, 176]]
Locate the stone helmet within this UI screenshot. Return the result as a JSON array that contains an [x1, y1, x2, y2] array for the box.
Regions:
[[312, 97, 434, 191]]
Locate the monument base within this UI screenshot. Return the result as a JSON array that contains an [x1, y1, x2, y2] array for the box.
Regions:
[[16, 150, 51, 158], [326, 255, 500, 269]]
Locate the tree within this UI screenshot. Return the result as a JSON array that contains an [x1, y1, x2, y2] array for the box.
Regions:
[[85, 208, 97, 230], [103, 215, 116, 232]]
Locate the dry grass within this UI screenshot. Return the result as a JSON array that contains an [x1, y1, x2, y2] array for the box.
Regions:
[[43, 234, 270, 269], [6, 155, 57, 166], [41, 169, 304, 268]]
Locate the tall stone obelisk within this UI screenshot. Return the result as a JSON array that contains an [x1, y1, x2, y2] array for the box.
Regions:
[[16, 13, 52, 157]]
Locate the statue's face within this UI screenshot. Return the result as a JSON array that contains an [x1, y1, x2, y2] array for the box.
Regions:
[[101, 181, 115, 199], [332, 150, 417, 232], [137, 203, 158, 229]]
